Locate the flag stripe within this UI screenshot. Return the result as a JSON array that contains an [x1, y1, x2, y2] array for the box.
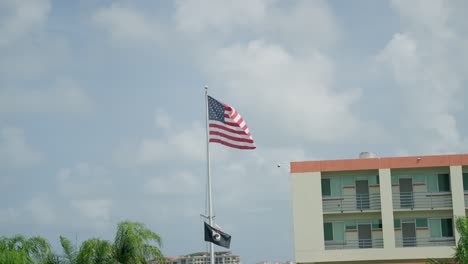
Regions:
[[209, 123, 249, 135], [209, 131, 254, 143], [210, 134, 255, 147], [209, 139, 256, 149]]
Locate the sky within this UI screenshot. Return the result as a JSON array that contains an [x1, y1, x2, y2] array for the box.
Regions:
[[1, 0, 468, 263]]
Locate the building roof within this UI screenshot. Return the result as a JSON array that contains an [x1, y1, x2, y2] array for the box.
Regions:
[[290, 153, 468, 173]]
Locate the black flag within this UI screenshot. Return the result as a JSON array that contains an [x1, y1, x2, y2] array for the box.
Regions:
[[204, 222, 231, 249]]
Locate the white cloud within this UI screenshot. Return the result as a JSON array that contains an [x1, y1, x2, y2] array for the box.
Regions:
[[92, 3, 163, 43], [137, 121, 205, 164], [57, 163, 111, 199], [206, 40, 362, 145], [0, 0, 51, 46], [0, 80, 93, 114], [145, 171, 201, 195], [0, 127, 42, 168], [175, 0, 337, 51], [71, 199, 112, 222], [175, 0, 267, 34], [376, 0, 468, 154]]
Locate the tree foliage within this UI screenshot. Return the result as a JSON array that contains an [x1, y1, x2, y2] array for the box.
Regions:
[[0, 221, 164, 264]]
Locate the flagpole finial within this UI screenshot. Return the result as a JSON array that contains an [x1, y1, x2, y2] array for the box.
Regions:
[[205, 85, 208, 91]]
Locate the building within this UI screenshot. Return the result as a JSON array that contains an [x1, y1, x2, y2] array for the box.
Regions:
[[163, 251, 240, 264], [290, 153, 468, 264]]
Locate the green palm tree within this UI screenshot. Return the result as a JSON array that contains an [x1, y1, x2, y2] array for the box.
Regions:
[[76, 238, 114, 264], [61, 221, 164, 264], [113, 221, 164, 264], [0, 235, 53, 264]]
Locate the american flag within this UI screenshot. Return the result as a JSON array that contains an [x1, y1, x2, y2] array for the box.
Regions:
[[208, 96, 256, 150]]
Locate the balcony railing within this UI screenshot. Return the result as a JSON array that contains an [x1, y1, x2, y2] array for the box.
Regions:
[[392, 192, 452, 209], [322, 193, 381, 213], [464, 193, 468, 208], [325, 238, 384, 250], [395, 237, 455, 247]]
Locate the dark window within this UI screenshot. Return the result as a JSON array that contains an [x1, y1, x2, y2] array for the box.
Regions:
[[324, 222, 333, 241], [463, 173, 468, 191], [321, 178, 331, 196], [441, 218, 453, 237], [438, 174, 450, 192]]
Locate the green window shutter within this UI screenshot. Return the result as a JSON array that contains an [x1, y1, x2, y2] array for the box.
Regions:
[[343, 176, 354, 186], [413, 174, 426, 184], [331, 177, 342, 196], [372, 219, 382, 229], [324, 222, 333, 241], [441, 219, 453, 237], [416, 218, 428, 228], [391, 175, 399, 185], [333, 222, 345, 241], [463, 173, 468, 191], [427, 174, 438, 192], [430, 219, 441, 238], [321, 179, 331, 196], [394, 219, 401, 228], [345, 220, 356, 230], [438, 174, 450, 192]]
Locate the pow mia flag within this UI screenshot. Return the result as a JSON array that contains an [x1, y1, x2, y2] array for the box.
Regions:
[[204, 222, 231, 249]]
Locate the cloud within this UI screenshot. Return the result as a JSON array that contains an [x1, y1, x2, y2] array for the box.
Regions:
[[114, 118, 206, 166], [92, 3, 163, 44], [0, 127, 42, 168], [206, 40, 362, 145], [175, 0, 337, 51], [0, 80, 93, 114], [57, 163, 111, 199], [375, 0, 468, 154], [71, 199, 112, 222], [175, 0, 267, 34], [145, 171, 201, 195], [0, 0, 51, 46]]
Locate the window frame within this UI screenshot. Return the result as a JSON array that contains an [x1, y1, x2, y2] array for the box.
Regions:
[[428, 217, 454, 238], [321, 177, 342, 197], [323, 221, 345, 242]]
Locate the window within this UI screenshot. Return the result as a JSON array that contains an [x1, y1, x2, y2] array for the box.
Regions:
[[324, 222, 333, 241], [413, 174, 426, 184], [463, 173, 468, 191], [427, 173, 451, 192], [394, 219, 401, 228], [321, 177, 342, 197], [372, 219, 382, 229], [416, 218, 428, 228], [345, 220, 357, 230], [391, 175, 399, 185], [430, 218, 453, 238], [322, 179, 331, 196], [369, 175, 379, 185], [323, 222, 344, 241], [438, 174, 450, 192]]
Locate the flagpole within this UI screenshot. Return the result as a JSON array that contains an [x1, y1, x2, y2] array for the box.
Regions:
[[204, 86, 215, 264]]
